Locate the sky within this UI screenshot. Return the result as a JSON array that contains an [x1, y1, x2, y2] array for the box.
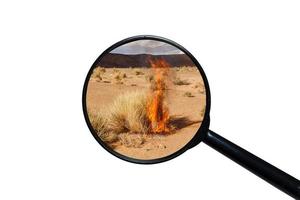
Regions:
[[110, 40, 184, 55]]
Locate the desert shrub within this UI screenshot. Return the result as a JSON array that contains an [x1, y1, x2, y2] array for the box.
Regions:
[[113, 73, 124, 84], [113, 73, 122, 81], [122, 73, 127, 78], [173, 78, 190, 85], [92, 67, 104, 81], [95, 74, 102, 82], [183, 91, 194, 97], [97, 67, 106, 73], [88, 91, 151, 145]]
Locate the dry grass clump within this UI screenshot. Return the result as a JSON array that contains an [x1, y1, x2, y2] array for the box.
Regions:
[[87, 109, 118, 143], [193, 82, 205, 94], [113, 72, 125, 84], [135, 70, 144, 75], [113, 71, 127, 83], [88, 91, 151, 146], [95, 75, 102, 82], [113, 73, 122, 81], [98, 67, 106, 73], [173, 77, 190, 85], [193, 82, 203, 89], [92, 67, 106, 82], [183, 91, 194, 97]]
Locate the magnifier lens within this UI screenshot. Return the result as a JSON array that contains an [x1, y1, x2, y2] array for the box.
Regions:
[[85, 39, 207, 161]]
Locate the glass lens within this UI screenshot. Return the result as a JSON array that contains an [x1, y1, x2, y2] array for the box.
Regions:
[[85, 39, 206, 160]]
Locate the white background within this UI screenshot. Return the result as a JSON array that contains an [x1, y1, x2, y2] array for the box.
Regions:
[[0, 1, 299, 199]]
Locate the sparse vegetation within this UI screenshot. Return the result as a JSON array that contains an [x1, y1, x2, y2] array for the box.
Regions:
[[88, 66, 205, 148], [113, 73, 122, 81], [193, 82, 203, 89], [98, 67, 106, 73], [113, 72, 126, 84], [173, 77, 190, 85], [113, 73, 124, 84], [183, 91, 194, 97], [135, 70, 144, 75], [194, 82, 205, 94], [95, 74, 102, 82], [113, 68, 120, 73], [92, 67, 105, 82]]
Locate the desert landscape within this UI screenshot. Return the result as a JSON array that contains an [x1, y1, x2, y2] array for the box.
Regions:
[[86, 40, 206, 160]]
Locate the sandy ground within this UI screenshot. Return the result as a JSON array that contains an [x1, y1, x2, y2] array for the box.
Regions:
[[86, 67, 206, 160]]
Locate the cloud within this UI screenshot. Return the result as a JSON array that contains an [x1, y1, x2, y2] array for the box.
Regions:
[[110, 40, 183, 55]]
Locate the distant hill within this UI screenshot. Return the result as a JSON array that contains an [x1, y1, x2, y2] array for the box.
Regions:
[[96, 53, 195, 68]]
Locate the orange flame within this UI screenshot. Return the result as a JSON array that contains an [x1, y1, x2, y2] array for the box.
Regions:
[[147, 59, 170, 134]]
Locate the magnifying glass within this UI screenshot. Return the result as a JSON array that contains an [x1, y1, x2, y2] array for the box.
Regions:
[[82, 35, 300, 199]]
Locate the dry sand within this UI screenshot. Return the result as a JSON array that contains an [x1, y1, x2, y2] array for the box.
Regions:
[[86, 67, 206, 160]]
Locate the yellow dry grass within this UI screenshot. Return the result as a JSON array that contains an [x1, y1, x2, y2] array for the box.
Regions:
[[88, 91, 151, 145]]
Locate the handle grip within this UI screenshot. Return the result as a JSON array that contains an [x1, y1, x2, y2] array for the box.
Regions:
[[203, 130, 300, 199]]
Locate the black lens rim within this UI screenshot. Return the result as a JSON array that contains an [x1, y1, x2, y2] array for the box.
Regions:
[[82, 35, 211, 164]]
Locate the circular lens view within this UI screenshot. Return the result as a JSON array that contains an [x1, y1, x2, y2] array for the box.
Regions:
[[85, 39, 206, 160]]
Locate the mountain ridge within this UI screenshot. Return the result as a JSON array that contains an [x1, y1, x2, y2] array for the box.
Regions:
[[97, 53, 195, 68]]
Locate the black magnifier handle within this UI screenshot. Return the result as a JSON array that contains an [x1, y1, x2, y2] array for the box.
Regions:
[[203, 130, 300, 199]]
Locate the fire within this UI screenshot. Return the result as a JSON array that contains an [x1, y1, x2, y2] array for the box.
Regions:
[[147, 59, 170, 134]]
